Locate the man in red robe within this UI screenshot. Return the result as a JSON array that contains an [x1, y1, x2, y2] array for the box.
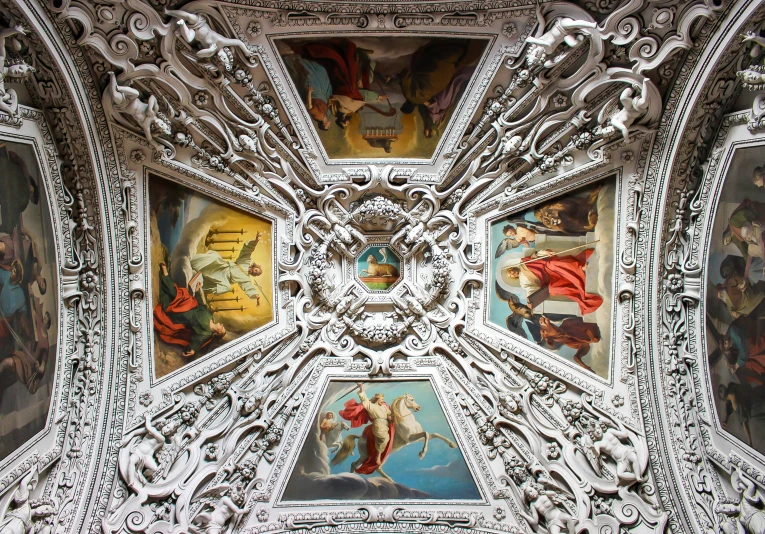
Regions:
[[538, 316, 601, 371], [153, 263, 226, 357], [506, 248, 602, 315], [337, 382, 394, 472], [301, 38, 367, 101]]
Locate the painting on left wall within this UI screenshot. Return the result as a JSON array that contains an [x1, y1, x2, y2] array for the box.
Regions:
[[0, 142, 58, 462], [149, 175, 274, 378]]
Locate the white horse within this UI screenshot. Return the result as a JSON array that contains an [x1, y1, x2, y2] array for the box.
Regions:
[[330, 393, 457, 483]]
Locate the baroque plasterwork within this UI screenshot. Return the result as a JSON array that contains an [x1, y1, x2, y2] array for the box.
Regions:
[[0, 0, 761, 533]]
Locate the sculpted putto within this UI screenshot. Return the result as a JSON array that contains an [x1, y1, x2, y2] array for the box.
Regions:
[[717, 469, 765, 534], [0, 467, 57, 534], [105, 72, 171, 146], [190, 483, 250, 534], [0, 24, 35, 118], [525, 16, 597, 68], [164, 9, 253, 61], [596, 78, 656, 140], [520, 482, 578, 534], [582, 421, 643, 485]]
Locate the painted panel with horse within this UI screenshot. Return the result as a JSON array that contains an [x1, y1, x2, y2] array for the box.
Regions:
[[282, 380, 480, 501]]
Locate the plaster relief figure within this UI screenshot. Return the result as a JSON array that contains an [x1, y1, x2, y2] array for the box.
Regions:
[[717, 469, 765, 534], [525, 16, 597, 68], [520, 482, 579, 534], [582, 421, 643, 485], [164, 9, 252, 61], [190, 483, 250, 534], [0, 24, 34, 119], [119, 415, 179, 492], [526, 17, 597, 55], [0, 467, 56, 534], [596, 78, 657, 140], [105, 72, 171, 146]]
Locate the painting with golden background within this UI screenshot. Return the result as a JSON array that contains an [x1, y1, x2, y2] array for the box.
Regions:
[[275, 36, 489, 160], [149, 176, 273, 377]]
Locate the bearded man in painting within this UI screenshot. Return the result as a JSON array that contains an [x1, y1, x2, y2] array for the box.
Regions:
[[339, 382, 394, 468]]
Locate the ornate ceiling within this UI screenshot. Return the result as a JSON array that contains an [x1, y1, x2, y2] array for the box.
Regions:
[[0, 0, 763, 533]]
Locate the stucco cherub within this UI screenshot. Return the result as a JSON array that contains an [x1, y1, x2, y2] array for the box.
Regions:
[[119, 416, 180, 492], [0, 24, 35, 118], [190, 483, 250, 534], [520, 482, 579, 534], [717, 469, 765, 534], [164, 9, 253, 63], [390, 200, 434, 257], [581, 420, 644, 485], [596, 77, 658, 140], [325, 207, 366, 258], [525, 15, 597, 68], [0, 467, 56, 534], [104, 72, 171, 147]]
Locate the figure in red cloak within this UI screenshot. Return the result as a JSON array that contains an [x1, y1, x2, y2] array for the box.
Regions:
[[153, 263, 226, 357], [336, 383, 394, 473], [538, 316, 601, 372], [506, 248, 603, 316]]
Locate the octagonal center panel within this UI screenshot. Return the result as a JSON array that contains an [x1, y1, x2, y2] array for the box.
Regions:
[[356, 244, 402, 292]]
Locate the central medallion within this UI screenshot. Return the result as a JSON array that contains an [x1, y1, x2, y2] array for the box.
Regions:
[[355, 244, 402, 292]]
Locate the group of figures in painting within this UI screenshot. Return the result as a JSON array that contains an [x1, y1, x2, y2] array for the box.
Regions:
[[149, 176, 273, 377], [277, 36, 487, 159], [283, 380, 479, 500], [489, 179, 616, 378], [705, 146, 765, 453], [0, 143, 57, 462]]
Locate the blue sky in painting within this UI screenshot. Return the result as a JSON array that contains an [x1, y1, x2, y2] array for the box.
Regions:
[[323, 380, 480, 499]]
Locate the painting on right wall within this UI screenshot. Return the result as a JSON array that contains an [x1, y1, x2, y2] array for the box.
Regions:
[[706, 145, 765, 454]]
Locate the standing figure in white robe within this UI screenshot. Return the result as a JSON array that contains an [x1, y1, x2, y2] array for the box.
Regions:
[[190, 232, 263, 305]]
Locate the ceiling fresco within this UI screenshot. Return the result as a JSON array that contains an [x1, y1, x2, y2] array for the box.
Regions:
[[275, 36, 490, 161], [1, 0, 765, 534]]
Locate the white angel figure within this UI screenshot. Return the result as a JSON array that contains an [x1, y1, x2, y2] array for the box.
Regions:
[[325, 208, 366, 258], [519, 482, 578, 534], [597, 77, 658, 140], [105, 72, 171, 144], [0, 24, 35, 118], [0, 467, 56, 534], [717, 469, 765, 534], [190, 483, 250, 534], [526, 17, 598, 55], [119, 416, 179, 492], [581, 420, 643, 485], [390, 200, 434, 256], [164, 9, 252, 61]]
